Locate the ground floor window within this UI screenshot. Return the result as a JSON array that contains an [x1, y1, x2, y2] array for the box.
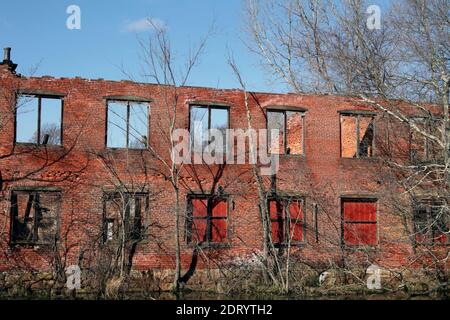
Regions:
[[103, 192, 148, 243], [10, 190, 61, 245], [342, 198, 377, 246], [269, 197, 305, 246], [413, 199, 449, 245], [186, 195, 228, 245]]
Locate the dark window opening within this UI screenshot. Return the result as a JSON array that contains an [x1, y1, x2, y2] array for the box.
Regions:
[[340, 114, 375, 158], [186, 195, 228, 245], [103, 192, 148, 243], [189, 105, 229, 154], [313, 203, 319, 243], [107, 101, 149, 149], [342, 198, 377, 246], [267, 110, 305, 155], [410, 117, 443, 163], [269, 197, 305, 246], [15, 95, 63, 145], [10, 190, 60, 245], [413, 199, 449, 245]]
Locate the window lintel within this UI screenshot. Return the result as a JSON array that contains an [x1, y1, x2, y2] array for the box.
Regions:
[[188, 101, 231, 108], [11, 186, 62, 193], [17, 89, 66, 98], [102, 186, 149, 194], [340, 195, 378, 201], [338, 110, 376, 116], [266, 106, 307, 113], [104, 96, 152, 103]]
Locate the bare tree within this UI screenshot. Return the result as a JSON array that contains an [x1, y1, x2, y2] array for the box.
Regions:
[[132, 20, 213, 292], [246, 0, 449, 293], [229, 57, 307, 293]]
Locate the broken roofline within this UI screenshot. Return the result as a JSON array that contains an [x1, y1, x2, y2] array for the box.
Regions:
[[3, 71, 373, 102], [1, 47, 443, 107], [20, 76, 366, 100], [14, 73, 444, 113]]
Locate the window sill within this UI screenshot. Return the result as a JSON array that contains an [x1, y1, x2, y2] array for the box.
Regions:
[[340, 157, 378, 162], [272, 153, 306, 159], [188, 242, 231, 249], [342, 244, 379, 251], [274, 241, 307, 248], [14, 142, 64, 149], [9, 242, 55, 250], [105, 147, 149, 152]]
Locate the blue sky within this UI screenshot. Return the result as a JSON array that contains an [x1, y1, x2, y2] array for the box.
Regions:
[[0, 0, 281, 92], [0, 0, 390, 93]]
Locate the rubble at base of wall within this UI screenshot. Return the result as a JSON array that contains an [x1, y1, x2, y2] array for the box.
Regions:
[[314, 267, 448, 298], [0, 267, 448, 299]]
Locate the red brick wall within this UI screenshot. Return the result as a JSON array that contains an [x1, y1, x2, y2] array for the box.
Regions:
[[0, 65, 420, 273]]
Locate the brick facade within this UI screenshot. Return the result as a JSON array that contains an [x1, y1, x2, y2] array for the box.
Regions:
[[0, 59, 440, 276]]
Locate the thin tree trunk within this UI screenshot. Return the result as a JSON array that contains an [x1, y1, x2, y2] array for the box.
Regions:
[[173, 186, 181, 292]]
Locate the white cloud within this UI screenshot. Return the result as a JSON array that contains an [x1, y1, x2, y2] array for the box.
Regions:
[[123, 17, 166, 33]]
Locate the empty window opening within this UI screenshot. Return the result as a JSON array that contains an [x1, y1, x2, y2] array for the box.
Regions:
[[189, 105, 229, 153], [107, 101, 149, 149], [267, 110, 305, 155], [15, 95, 63, 145], [410, 117, 443, 163], [186, 196, 228, 245], [413, 199, 449, 245], [342, 198, 377, 246], [10, 190, 61, 245], [269, 197, 305, 246], [103, 192, 148, 243], [340, 114, 375, 158]]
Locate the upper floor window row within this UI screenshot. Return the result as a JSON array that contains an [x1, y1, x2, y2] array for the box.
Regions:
[[13, 95, 151, 150], [266, 110, 376, 159], [14, 95, 381, 160]]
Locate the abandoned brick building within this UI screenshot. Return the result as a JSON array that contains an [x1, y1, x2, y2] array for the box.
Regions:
[[0, 49, 448, 284]]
